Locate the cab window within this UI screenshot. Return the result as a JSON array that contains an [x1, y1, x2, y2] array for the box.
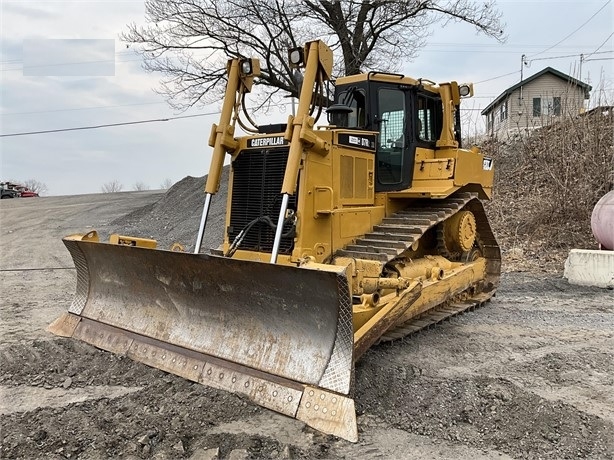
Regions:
[[416, 94, 441, 143], [331, 89, 366, 129]]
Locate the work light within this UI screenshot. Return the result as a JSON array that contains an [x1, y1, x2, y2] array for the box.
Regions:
[[240, 59, 253, 75], [288, 47, 304, 67], [459, 84, 473, 97]]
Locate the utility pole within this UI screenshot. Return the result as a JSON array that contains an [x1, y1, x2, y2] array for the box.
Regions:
[[519, 54, 526, 117]]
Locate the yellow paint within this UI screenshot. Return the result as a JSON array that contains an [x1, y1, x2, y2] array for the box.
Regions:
[[352, 258, 487, 332]]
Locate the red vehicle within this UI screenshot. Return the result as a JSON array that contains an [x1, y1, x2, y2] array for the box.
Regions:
[[16, 186, 39, 198], [0, 182, 39, 198]]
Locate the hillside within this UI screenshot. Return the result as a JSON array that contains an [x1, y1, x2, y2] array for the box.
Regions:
[[483, 107, 613, 272]]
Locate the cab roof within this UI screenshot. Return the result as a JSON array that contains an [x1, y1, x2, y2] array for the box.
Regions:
[[335, 72, 442, 95]]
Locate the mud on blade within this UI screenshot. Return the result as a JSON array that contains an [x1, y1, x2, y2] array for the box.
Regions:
[[50, 236, 358, 441]]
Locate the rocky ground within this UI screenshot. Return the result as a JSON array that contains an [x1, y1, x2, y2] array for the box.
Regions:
[[1, 186, 613, 459]]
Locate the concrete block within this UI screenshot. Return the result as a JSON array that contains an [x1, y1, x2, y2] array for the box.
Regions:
[[564, 249, 614, 288]]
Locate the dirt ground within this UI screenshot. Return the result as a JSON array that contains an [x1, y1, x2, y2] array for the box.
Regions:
[[1, 192, 613, 459]]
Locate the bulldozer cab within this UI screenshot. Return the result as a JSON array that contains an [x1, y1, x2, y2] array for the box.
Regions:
[[329, 75, 462, 193]]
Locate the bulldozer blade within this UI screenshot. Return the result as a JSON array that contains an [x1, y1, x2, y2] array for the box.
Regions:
[[51, 236, 357, 441]]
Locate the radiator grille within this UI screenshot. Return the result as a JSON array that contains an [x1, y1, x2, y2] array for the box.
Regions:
[[228, 148, 296, 255]]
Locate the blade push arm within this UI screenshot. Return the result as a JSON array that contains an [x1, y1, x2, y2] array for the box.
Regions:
[[195, 57, 260, 253], [271, 40, 333, 263]]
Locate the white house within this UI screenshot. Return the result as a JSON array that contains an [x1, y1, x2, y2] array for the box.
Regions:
[[481, 67, 591, 138]]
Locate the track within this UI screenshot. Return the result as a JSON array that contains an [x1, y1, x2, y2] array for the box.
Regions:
[[335, 191, 501, 343], [379, 291, 493, 342], [336, 192, 480, 263]]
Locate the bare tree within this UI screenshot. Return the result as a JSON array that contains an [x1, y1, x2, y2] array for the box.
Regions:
[[160, 178, 174, 190], [23, 179, 48, 195], [101, 180, 123, 193], [122, 0, 504, 109], [133, 181, 150, 191]]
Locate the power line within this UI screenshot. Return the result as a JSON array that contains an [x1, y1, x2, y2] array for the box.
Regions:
[[1, 57, 142, 72], [1, 98, 304, 117], [1, 101, 166, 117], [474, 70, 519, 84], [527, 0, 612, 59], [585, 32, 614, 59], [419, 48, 612, 56], [6, 47, 607, 73], [3, 40, 611, 75], [424, 42, 609, 50], [2, 108, 491, 137], [529, 50, 612, 63], [0, 50, 134, 65], [0, 112, 219, 138], [528, 52, 588, 63]]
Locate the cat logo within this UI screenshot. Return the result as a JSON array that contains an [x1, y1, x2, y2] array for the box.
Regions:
[[249, 137, 287, 148]]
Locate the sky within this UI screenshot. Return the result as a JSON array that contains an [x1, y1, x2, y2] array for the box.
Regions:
[[0, 0, 612, 196]]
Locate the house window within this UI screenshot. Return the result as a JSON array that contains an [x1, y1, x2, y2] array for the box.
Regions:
[[533, 98, 541, 117], [499, 100, 508, 122], [553, 97, 561, 116]]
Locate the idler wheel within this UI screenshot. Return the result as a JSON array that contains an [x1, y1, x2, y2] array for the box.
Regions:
[[443, 210, 476, 253]]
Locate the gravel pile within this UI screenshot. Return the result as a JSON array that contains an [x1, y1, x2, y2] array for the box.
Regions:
[[111, 167, 229, 252]]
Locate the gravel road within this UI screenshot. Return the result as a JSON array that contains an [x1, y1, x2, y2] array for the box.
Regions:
[[1, 190, 613, 459]]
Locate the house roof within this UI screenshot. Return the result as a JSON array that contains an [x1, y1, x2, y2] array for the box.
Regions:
[[481, 67, 592, 115]]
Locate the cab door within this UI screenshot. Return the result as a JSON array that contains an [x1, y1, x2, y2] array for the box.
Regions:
[[374, 86, 416, 192]]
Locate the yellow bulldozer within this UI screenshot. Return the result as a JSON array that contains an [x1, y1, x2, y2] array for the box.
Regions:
[[50, 40, 500, 442]]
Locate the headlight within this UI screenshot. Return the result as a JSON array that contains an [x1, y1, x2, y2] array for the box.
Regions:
[[288, 47, 304, 66], [459, 84, 473, 97], [240, 59, 253, 75]]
